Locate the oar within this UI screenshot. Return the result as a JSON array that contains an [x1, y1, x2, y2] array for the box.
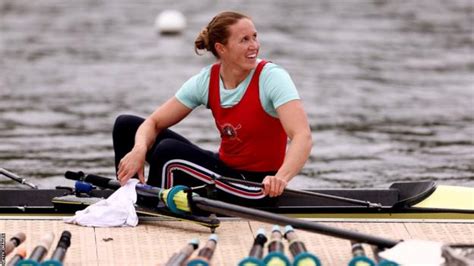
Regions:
[[186, 234, 218, 266], [43, 230, 72, 265], [6, 247, 27, 266], [18, 232, 55, 265], [66, 171, 453, 263], [65, 171, 399, 248], [64, 171, 219, 230], [348, 240, 376, 266], [5, 232, 26, 256], [263, 225, 291, 266], [190, 195, 400, 249], [0, 168, 38, 189], [214, 176, 382, 208], [238, 228, 267, 266], [190, 191, 446, 263], [284, 225, 321, 266], [65, 171, 160, 197], [165, 239, 199, 266]]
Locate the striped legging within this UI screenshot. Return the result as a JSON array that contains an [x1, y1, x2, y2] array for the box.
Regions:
[[112, 114, 277, 205]]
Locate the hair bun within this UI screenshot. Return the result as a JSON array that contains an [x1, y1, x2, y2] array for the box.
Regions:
[[200, 28, 210, 49], [194, 27, 210, 54]]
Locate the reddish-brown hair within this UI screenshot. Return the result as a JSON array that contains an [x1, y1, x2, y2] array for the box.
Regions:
[[194, 11, 250, 58]]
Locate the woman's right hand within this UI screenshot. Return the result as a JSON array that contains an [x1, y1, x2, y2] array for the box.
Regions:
[[117, 146, 146, 186]]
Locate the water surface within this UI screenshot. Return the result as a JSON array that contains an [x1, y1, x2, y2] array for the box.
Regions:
[[1, 0, 473, 189]]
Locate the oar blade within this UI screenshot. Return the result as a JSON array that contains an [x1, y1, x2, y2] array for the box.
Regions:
[[378, 240, 444, 265]]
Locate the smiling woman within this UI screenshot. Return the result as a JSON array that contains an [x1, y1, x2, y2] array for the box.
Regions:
[[113, 11, 312, 204], [194, 12, 260, 88]]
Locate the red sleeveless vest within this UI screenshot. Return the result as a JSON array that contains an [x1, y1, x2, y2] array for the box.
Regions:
[[208, 60, 287, 172]]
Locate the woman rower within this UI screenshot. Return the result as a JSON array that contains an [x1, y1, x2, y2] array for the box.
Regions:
[[113, 11, 312, 203]]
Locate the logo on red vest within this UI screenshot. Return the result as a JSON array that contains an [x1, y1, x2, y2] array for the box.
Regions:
[[219, 123, 242, 142]]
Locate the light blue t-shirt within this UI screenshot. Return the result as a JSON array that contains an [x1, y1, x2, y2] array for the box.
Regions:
[[175, 61, 300, 118]]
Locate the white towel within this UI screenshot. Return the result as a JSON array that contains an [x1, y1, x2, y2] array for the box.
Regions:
[[64, 179, 139, 227]]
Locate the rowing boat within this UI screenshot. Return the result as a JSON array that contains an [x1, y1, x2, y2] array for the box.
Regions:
[[2, 169, 472, 265], [1, 170, 472, 220]]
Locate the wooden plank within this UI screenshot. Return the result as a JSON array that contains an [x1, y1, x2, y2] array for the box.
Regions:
[[404, 222, 474, 243], [1, 219, 473, 265], [94, 219, 254, 265], [207, 220, 254, 265]]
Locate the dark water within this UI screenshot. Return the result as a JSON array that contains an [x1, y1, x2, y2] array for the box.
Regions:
[[1, 0, 473, 189]]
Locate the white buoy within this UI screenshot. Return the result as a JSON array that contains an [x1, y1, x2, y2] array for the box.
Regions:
[[154, 10, 186, 35]]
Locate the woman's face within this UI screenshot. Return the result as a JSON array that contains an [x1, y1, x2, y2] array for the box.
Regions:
[[218, 18, 260, 71]]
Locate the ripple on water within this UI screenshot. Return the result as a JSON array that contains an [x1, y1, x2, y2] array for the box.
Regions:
[[1, 0, 473, 188]]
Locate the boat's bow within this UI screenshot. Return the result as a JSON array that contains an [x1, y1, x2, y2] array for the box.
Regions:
[[413, 185, 474, 210]]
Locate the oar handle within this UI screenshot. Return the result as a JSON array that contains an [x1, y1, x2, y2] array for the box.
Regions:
[[65, 171, 120, 189], [65, 171, 161, 196], [216, 176, 382, 208]]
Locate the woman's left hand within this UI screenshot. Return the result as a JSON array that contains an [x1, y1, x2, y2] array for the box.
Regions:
[[262, 175, 288, 197]]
